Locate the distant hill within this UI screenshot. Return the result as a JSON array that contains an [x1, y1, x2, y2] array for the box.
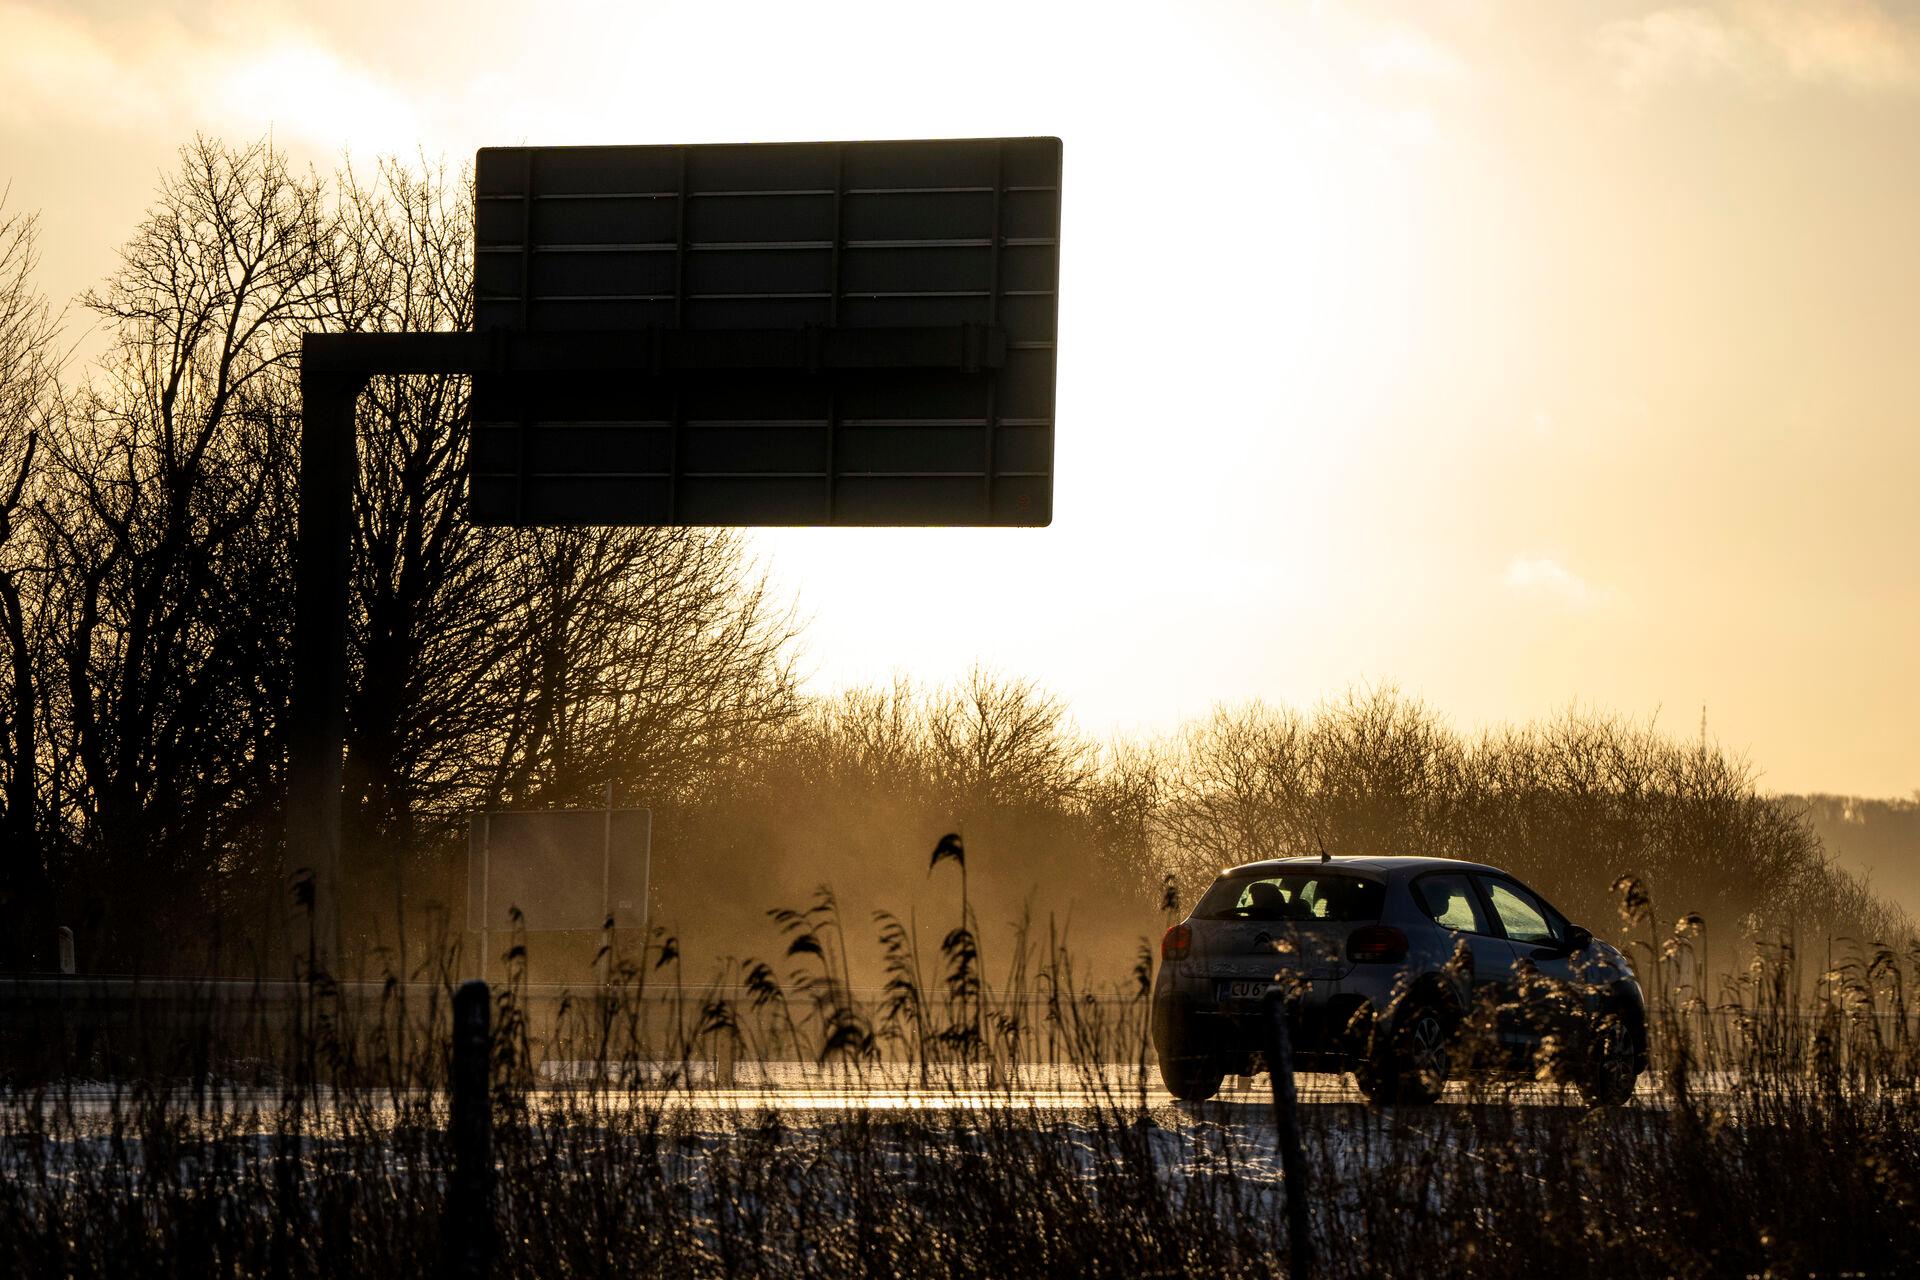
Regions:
[[1779, 794, 1920, 929]]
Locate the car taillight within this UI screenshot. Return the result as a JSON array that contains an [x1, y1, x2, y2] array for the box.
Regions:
[[1347, 925, 1407, 963], [1161, 924, 1192, 961]]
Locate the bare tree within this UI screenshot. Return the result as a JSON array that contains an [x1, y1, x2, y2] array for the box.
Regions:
[[39, 138, 334, 966], [7, 140, 807, 967], [809, 676, 931, 797], [1305, 683, 1462, 853], [925, 665, 1090, 814], [0, 197, 62, 968], [1156, 700, 1315, 884], [474, 526, 800, 812], [328, 157, 497, 889], [1080, 735, 1162, 894]]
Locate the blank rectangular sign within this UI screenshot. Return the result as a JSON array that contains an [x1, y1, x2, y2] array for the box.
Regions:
[[471, 137, 1061, 527], [466, 808, 652, 934]]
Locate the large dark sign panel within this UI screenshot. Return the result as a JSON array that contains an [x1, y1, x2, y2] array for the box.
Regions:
[[470, 137, 1061, 526]]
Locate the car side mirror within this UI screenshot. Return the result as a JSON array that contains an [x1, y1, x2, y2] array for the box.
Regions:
[[1567, 925, 1593, 952]]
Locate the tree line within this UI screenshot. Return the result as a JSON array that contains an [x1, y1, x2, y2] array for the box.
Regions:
[[0, 138, 1900, 977], [657, 674, 1902, 983]]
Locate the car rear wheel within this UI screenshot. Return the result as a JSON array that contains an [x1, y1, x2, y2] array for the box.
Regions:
[[1355, 1001, 1452, 1106], [1157, 1045, 1226, 1102]]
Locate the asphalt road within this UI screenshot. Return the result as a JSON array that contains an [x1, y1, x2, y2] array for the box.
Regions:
[[532, 1063, 1664, 1111]]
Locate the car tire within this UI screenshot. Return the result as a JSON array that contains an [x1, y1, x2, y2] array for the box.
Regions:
[[1157, 1045, 1226, 1102], [1579, 1009, 1640, 1108], [1355, 1000, 1452, 1106]]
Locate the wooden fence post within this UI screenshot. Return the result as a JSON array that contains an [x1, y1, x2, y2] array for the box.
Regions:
[[446, 980, 495, 1279], [1265, 987, 1314, 1279]]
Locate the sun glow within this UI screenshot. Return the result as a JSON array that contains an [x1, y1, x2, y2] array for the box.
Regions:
[[6, 0, 1920, 791]]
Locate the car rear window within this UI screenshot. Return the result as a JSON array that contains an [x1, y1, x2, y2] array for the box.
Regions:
[[1196, 873, 1385, 923]]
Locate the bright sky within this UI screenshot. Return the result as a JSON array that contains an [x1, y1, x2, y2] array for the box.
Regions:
[[5, 0, 1918, 795]]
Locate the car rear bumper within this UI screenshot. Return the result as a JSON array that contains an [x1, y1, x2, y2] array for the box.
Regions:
[[1151, 980, 1381, 1071]]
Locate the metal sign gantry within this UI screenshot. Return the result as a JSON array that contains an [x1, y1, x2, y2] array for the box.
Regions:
[[286, 137, 1062, 960]]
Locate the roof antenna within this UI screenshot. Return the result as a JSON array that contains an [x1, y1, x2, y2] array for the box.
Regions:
[[1317, 835, 1331, 864]]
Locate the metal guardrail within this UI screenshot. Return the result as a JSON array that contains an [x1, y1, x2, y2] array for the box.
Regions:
[[5, 974, 1912, 1086], [0, 974, 1159, 1078]]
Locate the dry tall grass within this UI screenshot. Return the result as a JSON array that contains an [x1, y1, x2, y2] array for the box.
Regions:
[[1, 884, 1915, 1278]]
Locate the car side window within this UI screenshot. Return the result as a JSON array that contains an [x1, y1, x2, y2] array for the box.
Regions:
[[1412, 873, 1491, 934], [1480, 878, 1561, 946]]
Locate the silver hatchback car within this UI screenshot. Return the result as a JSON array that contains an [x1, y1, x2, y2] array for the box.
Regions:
[[1151, 855, 1647, 1105]]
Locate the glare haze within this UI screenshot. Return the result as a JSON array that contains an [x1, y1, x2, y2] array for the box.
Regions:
[[5, 0, 1917, 795]]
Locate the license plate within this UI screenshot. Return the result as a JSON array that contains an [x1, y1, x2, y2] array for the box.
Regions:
[[1215, 979, 1271, 1002]]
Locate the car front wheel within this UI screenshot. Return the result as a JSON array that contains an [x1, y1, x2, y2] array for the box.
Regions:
[[1579, 1010, 1640, 1107]]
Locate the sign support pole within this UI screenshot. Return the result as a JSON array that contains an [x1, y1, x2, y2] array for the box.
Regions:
[[288, 331, 484, 975], [286, 362, 365, 973]]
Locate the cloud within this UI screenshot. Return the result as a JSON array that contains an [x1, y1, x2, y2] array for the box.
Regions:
[[1599, 0, 1920, 94], [210, 41, 425, 154], [0, 1, 428, 153], [0, 3, 167, 130], [1503, 556, 1607, 609], [1364, 27, 1473, 86]]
